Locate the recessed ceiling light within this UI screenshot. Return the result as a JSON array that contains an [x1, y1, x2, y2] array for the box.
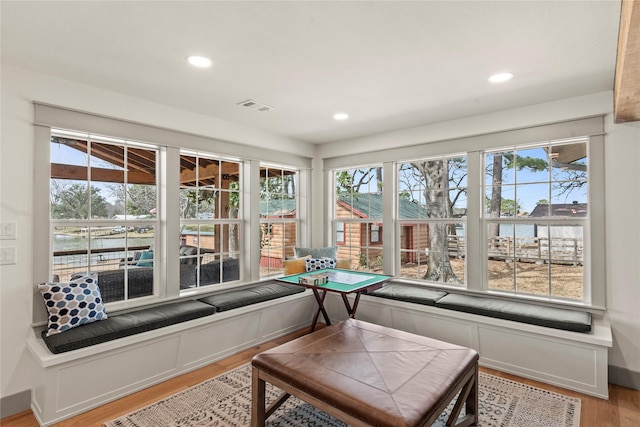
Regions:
[[186, 55, 212, 68], [488, 72, 514, 83], [333, 113, 349, 120]]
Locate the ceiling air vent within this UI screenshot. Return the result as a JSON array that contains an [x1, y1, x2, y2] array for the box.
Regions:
[[237, 99, 274, 112]]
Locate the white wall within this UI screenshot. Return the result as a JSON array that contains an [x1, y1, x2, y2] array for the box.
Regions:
[[603, 115, 640, 376], [0, 65, 315, 413], [315, 91, 640, 380]]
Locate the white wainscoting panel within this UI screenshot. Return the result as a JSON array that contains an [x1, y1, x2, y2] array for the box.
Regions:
[[28, 292, 315, 426]]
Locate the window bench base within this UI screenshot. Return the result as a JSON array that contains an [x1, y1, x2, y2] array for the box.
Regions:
[[27, 291, 315, 427], [325, 292, 612, 399]]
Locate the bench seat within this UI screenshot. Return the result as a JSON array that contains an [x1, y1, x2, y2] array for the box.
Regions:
[[436, 294, 591, 332], [28, 287, 315, 426], [42, 300, 217, 354], [434, 293, 592, 332], [369, 283, 592, 333], [40, 281, 305, 355], [198, 282, 305, 312], [370, 283, 447, 306]]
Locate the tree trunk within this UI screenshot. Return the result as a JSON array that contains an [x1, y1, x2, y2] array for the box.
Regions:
[[488, 154, 503, 250], [376, 167, 383, 192], [415, 160, 460, 284]]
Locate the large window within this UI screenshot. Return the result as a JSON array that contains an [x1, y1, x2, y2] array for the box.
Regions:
[[259, 164, 299, 277], [50, 129, 157, 303], [327, 118, 602, 307], [179, 151, 241, 289], [35, 105, 312, 324], [483, 140, 588, 300], [397, 155, 467, 284], [334, 166, 384, 273]]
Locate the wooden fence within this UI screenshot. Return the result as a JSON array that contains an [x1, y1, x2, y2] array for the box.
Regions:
[[447, 235, 583, 265]]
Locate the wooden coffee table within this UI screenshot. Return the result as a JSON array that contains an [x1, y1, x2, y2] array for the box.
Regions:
[[251, 319, 479, 427]]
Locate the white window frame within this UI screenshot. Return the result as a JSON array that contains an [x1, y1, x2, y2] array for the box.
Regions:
[[33, 104, 312, 324], [178, 150, 243, 290], [259, 163, 300, 278], [332, 165, 385, 273], [324, 117, 605, 310], [480, 139, 591, 302], [48, 129, 160, 305], [395, 153, 468, 286]]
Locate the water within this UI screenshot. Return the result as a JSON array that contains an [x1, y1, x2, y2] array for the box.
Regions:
[[498, 224, 535, 237], [53, 235, 154, 265]]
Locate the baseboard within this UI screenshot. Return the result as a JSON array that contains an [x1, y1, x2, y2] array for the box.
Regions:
[[609, 365, 640, 390], [0, 389, 31, 419]]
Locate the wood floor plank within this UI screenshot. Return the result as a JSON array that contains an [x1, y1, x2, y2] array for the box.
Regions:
[[2, 327, 638, 427]]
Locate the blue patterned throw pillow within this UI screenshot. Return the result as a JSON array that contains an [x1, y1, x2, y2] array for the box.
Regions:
[[305, 258, 337, 272], [38, 273, 107, 337]]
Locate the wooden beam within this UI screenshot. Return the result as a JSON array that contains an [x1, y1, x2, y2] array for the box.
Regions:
[[614, 0, 640, 123], [51, 164, 156, 185], [179, 162, 240, 185]]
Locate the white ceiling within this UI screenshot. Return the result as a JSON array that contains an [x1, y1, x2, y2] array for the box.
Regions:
[[1, 1, 622, 144]]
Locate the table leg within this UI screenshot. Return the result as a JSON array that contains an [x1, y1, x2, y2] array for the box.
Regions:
[[266, 392, 291, 419], [310, 288, 331, 331], [251, 367, 266, 427], [444, 364, 478, 427], [341, 292, 364, 318], [466, 364, 479, 426]]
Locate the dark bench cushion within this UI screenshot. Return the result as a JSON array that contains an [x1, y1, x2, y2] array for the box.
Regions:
[[198, 282, 305, 312], [370, 284, 448, 306], [435, 293, 592, 332], [42, 300, 217, 354]]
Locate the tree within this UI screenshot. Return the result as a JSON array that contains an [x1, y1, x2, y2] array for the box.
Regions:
[[487, 153, 548, 241], [227, 181, 240, 253], [260, 173, 296, 200], [553, 167, 587, 198], [107, 184, 156, 216], [335, 168, 381, 195], [51, 182, 108, 219], [488, 154, 503, 244], [411, 160, 461, 283], [397, 157, 468, 283], [485, 197, 521, 217]]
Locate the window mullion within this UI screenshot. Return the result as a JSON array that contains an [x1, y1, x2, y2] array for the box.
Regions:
[[382, 161, 395, 276], [163, 146, 181, 298], [466, 151, 483, 291]]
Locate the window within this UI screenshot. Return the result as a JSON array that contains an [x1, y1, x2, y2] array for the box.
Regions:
[[259, 164, 299, 277], [324, 118, 602, 307], [334, 166, 384, 272], [50, 130, 158, 303], [370, 224, 381, 243], [179, 151, 241, 289], [483, 140, 587, 300], [36, 105, 312, 323], [397, 155, 467, 284], [335, 222, 345, 244]]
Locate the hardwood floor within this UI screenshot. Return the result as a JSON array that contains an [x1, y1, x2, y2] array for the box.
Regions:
[[3, 326, 639, 427]]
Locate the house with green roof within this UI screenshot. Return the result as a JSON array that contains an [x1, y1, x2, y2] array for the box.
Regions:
[[258, 193, 436, 269], [259, 199, 298, 269], [258, 194, 433, 269], [336, 193, 432, 266]]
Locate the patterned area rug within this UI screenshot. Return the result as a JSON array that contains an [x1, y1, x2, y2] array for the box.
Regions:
[[105, 364, 580, 427]]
